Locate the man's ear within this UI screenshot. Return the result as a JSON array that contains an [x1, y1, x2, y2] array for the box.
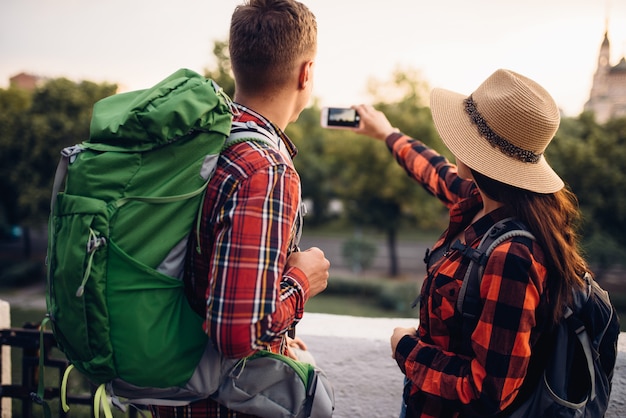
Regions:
[[298, 60, 314, 90]]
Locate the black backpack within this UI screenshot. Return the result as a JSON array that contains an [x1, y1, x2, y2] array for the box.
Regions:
[[452, 218, 620, 417]]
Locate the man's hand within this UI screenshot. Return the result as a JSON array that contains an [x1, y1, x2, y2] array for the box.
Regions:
[[390, 326, 418, 359], [286, 247, 330, 297]]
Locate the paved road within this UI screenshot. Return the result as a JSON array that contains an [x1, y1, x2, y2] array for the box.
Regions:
[[299, 234, 430, 279]]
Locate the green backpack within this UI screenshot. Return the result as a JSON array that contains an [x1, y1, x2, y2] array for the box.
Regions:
[[44, 68, 334, 418], [46, 67, 231, 398]]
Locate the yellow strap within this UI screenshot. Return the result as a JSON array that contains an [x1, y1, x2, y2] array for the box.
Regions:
[[94, 384, 113, 418], [60, 364, 74, 412]]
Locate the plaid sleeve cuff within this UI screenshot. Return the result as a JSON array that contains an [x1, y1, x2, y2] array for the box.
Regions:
[[283, 265, 310, 302], [385, 131, 405, 149], [395, 334, 418, 373]]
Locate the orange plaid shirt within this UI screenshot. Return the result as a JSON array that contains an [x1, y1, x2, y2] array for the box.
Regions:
[[388, 133, 550, 418]]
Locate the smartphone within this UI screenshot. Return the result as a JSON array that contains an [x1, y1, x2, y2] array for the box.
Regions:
[[320, 107, 360, 129]]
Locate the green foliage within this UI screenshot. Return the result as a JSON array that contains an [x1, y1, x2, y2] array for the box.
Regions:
[[0, 79, 117, 228], [204, 39, 235, 98], [287, 104, 339, 225], [582, 231, 626, 278], [325, 128, 407, 226], [4, 38, 626, 272], [326, 68, 449, 234], [549, 113, 626, 252], [0, 87, 32, 227], [301, 68, 449, 275], [306, 276, 419, 318]]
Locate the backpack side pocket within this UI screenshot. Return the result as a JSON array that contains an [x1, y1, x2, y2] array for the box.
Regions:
[[48, 192, 114, 383]]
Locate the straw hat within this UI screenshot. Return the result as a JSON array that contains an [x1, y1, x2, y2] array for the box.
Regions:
[[430, 69, 564, 194]]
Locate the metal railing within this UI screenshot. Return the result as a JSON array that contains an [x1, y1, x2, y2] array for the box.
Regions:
[[0, 324, 93, 417]]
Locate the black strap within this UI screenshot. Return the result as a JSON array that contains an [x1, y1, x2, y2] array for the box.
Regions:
[[456, 218, 536, 355]]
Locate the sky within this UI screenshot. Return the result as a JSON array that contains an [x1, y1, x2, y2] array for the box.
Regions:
[[1, 0, 626, 117]]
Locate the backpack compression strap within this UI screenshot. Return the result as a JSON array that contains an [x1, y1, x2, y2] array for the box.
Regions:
[[563, 294, 597, 402], [452, 218, 536, 356]]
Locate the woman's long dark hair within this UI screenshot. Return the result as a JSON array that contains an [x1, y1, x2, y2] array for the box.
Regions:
[[471, 169, 588, 324]]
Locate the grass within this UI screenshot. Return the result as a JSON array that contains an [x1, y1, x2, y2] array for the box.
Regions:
[[305, 293, 416, 318], [306, 275, 421, 317]]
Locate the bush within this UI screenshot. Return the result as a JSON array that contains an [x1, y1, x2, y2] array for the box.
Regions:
[[341, 236, 377, 273], [321, 276, 419, 318]]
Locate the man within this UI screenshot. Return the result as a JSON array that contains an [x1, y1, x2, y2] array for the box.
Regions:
[[156, 0, 329, 416]]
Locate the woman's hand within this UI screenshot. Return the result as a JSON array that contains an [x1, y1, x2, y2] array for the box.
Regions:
[[352, 104, 399, 141], [285, 336, 316, 365]]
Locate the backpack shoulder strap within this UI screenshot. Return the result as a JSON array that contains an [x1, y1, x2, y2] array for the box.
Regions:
[[50, 145, 85, 213], [564, 292, 598, 403], [221, 119, 304, 249], [219, 119, 305, 337], [224, 119, 303, 248], [455, 217, 536, 355], [226, 121, 292, 163]]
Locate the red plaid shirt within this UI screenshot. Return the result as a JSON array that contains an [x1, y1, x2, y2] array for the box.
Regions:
[[156, 106, 308, 418], [388, 133, 550, 418]]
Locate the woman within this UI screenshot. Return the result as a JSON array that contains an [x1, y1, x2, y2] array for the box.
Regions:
[[353, 69, 589, 417]]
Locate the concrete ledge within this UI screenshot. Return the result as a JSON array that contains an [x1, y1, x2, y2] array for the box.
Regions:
[[297, 313, 626, 418], [1, 299, 624, 418]]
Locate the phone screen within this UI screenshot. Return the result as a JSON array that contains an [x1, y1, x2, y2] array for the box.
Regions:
[[324, 107, 360, 128]]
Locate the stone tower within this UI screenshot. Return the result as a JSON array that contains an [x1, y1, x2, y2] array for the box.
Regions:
[[584, 29, 626, 123]]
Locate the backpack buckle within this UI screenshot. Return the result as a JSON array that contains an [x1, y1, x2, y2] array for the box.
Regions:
[[451, 240, 486, 264], [87, 235, 107, 253], [61, 145, 84, 164]]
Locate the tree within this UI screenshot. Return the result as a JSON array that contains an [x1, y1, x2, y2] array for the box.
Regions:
[[287, 104, 340, 225], [548, 112, 626, 274], [0, 87, 32, 236], [324, 68, 447, 276], [0, 78, 116, 256], [204, 40, 235, 98]]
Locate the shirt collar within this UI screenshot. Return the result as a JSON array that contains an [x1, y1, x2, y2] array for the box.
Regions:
[[232, 103, 298, 159]]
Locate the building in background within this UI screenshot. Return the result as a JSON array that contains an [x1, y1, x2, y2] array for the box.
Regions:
[[584, 29, 626, 123], [9, 72, 44, 91]]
